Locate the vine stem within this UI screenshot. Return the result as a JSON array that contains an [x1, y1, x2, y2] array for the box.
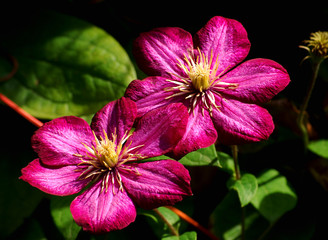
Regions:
[[153, 208, 179, 237], [231, 145, 245, 240], [231, 145, 241, 180], [0, 93, 43, 128], [296, 61, 321, 148], [165, 206, 220, 240]]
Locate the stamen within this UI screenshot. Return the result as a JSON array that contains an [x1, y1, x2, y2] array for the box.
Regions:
[[165, 91, 189, 100], [164, 47, 238, 116], [111, 174, 116, 195], [74, 127, 143, 195], [117, 172, 124, 192], [105, 172, 110, 193], [73, 153, 83, 158]]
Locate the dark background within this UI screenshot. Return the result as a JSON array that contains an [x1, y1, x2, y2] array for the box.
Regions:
[[1, 1, 328, 239]]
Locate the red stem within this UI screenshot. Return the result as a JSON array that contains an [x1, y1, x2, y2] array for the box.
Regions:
[[165, 206, 220, 240], [0, 93, 43, 128]]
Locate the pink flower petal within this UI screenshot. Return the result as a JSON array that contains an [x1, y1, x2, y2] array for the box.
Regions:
[[212, 99, 274, 145], [70, 179, 136, 233], [220, 58, 290, 103], [125, 76, 182, 118], [172, 104, 218, 158], [32, 116, 94, 166], [194, 16, 250, 75], [133, 27, 193, 78], [127, 103, 189, 158], [20, 159, 90, 196], [91, 97, 137, 144], [120, 160, 192, 209]]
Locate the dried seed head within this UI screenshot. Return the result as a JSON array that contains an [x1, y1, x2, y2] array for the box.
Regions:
[[300, 31, 328, 63]]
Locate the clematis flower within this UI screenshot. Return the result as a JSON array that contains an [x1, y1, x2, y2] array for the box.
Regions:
[[20, 97, 192, 233], [126, 16, 291, 157]]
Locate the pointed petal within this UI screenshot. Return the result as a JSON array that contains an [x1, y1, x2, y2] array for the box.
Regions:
[[32, 116, 94, 166], [70, 179, 136, 233], [127, 103, 189, 159], [133, 27, 193, 77], [194, 16, 250, 75], [219, 58, 290, 103], [20, 159, 90, 196], [125, 76, 183, 118], [120, 160, 192, 209], [91, 97, 137, 144], [172, 104, 218, 158], [212, 99, 274, 145]]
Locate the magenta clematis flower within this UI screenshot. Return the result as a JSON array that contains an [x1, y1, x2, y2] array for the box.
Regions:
[[125, 16, 291, 157], [20, 97, 192, 233]]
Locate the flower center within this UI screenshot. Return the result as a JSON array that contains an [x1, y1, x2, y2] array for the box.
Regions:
[[94, 131, 120, 168], [164, 48, 238, 117], [74, 129, 144, 194], [177, 48, 215, 92]]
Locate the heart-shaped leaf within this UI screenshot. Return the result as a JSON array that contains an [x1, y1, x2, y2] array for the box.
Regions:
[[0, 10, 136, 119], [227, 173, 258, 207], [251, 169, 297, 223]]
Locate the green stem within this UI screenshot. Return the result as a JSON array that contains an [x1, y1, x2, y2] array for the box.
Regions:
[[297, 61, 321, 148], [231, 145, 241, 180], [231, 145, 245, 240], [153, 208, 179, 237]]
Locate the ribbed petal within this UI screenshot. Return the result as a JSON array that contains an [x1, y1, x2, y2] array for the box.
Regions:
[[194, 16, 250, 75], [91, 97, 137, 144], [125, 76, 183, 118], [20, 159, 90, 196], [70, 179, 136, 233], [133, 27, 193, 78], [31, 116, 94, 166], [127, 103, 188, 158], [120, 160, 192, 209], [172, 104, 218, 158], [212, 99, 274, 145], [219, 58, 290, 103]]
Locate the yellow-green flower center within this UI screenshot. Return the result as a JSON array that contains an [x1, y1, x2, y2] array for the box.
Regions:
[[74, 129, 141, 194], [165, 48, 238, 117], [94, 131, 120, 168], [189, 63, 210, 92], [177, 48, 217, 92]]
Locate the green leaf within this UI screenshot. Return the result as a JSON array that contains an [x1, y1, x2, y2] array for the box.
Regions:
[[251, 169, 297, 223], [308, 139, 328, 158], [138, 200, 194, 239], [162, 231, 197, 240], [0, 10, 136, 119], [179, 144, 222, 167], [211, 191, 269, 240], [217, 151, 235, 174], [0, 152, 44, 238], [50, 196, 81, 240], [227, 173, 258, 207], [139, 207, 181, 239], [179, 231, 197, 240]]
